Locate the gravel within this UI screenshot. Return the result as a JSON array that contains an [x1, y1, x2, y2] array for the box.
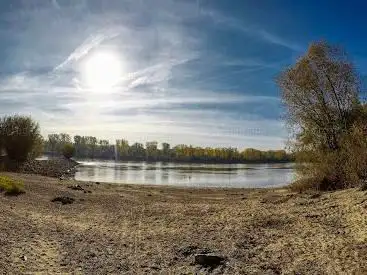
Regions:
[[18, 158, 79, 178]]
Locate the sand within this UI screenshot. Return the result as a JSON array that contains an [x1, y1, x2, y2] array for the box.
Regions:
[[0, 173, 366, 274]]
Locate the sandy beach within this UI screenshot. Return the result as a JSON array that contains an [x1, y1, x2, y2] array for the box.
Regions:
[[0, 173, 366, 274]]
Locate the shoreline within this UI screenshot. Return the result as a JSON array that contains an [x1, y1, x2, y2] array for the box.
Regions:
[[0, 172, 366, 274]]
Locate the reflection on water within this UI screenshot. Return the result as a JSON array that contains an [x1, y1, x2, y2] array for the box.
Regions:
[[74, 160, 295, 188]]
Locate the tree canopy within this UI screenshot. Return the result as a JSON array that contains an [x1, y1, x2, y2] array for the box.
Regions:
[[0, 115, 41, 162], [278, 41, 367, 190]]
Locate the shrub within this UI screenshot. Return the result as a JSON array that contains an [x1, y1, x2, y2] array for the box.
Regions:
[[0, 175, 24, 195], [62, 143, 75, 159], [0, 115, 40, 162], [290, 125, 367, 191]]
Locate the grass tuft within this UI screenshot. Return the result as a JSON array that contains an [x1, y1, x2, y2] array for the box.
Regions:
[[0, 175, 25, 196]]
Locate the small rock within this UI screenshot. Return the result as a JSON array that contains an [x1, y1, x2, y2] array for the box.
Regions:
[[95, 182, 100, 185], [21, 255, 27, 261], [304, 213, 320, 219], [51, 196, 75, 205], [194, 254, 226, 268]]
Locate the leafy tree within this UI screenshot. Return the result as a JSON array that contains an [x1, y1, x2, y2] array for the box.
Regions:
[[48, 134, 60, 156], [129, 142, 145, 158], [116, 139, 129, 157], [278, 41, 364, 189], [62, 143, 75, 159], [0, 115, 41, 162], [146, 141, 158, 160]]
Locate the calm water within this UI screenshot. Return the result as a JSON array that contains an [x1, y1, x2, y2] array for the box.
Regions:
[[73, 160, 295, 188]]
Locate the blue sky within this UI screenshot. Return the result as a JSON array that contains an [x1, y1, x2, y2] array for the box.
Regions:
[[0, 0, 367, 149]]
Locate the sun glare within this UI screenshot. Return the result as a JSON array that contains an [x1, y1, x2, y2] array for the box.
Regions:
[[82, 51, 122, 91]]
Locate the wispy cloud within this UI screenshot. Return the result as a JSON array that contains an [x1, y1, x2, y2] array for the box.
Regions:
[[0, 0, 288, 149], [53, 30, 121, 72], [202, 9, 302, 52]]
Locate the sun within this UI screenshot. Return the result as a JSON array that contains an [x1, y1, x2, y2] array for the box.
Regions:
[[82, 51, 122, 91]]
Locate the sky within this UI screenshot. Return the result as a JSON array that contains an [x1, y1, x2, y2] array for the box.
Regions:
[[1, 0, 367, 150]]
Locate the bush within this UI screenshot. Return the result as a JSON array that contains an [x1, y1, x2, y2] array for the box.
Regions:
[[0, 175, 24, 195], [62, 143, 75, 159], [290, 125, 367, 191], [0, 115, 41, 162]]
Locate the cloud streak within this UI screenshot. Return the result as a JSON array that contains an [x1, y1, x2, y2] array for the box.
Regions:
[[53, 30, 121, 72], [202, 9, 302, 51], [0, 0, 288, 149]]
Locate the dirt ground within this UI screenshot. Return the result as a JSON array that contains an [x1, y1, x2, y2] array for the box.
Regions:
[[0, 173, 366, 274]]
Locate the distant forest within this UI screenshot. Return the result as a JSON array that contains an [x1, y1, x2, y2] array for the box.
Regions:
[[43, 133, 293, 163]]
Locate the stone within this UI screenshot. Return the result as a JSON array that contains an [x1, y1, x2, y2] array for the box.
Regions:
[[194, 254, 226, 268], [51, 196, 75, 205]]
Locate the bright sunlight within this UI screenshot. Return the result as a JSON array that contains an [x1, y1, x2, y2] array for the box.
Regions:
[[82, 51, 122, 91]]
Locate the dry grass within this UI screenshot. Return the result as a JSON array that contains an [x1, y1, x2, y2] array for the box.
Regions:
[[0, 173, 366, 274]]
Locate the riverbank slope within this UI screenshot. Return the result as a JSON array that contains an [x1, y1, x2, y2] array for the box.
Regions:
[[0, 173, 366, 274]]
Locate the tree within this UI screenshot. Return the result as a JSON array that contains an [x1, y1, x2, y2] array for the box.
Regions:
[[161, 142, 171, 159], [116, 139, 129, 157], [130, 143, 145, 158], [62, 143, 75, 159], [146, 141, 158, 160], [242, 148, 262, 161], [0, 115, 41, 162], [278, 41, 364, 189], [59, 133, 71, 144], [48, 134, 60, 156], [74, 135, 82, 156]]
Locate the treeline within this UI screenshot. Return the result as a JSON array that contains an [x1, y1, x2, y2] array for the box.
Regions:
[[43, 134, 293, 163]]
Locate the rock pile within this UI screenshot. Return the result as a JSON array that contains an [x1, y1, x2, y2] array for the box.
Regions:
[[19, 158, 79, 178]]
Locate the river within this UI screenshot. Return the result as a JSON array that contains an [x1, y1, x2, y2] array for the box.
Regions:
[[73, 160, 295, 188]]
